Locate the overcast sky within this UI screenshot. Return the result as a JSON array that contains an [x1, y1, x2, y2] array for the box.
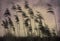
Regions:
[[0, 0, 59, 17]]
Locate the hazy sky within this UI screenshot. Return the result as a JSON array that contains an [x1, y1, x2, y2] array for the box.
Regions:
[[0, 0, 59, 17], [0, 0, 60, 36]]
